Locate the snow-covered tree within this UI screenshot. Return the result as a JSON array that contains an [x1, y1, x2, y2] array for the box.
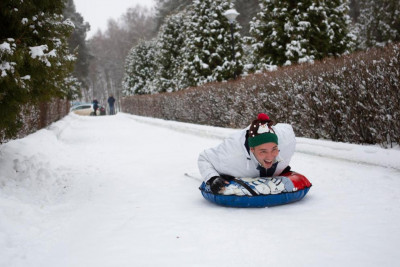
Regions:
[[324, 0, 356, 55], [249, 0, 354, 69], [249, 0, 295, 68], [153, 0, 193, 33], [153, 12, 187, 93], [0, 0, 78, 140], [355, 0, 400, 49], [178, 0, 244, 88], [122, 40, 158, 95], [63, 0, 91, 91]]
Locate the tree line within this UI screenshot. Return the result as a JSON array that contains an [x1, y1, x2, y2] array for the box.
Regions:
[[79, 0, 400, 103], [121, 0, 399, 96]]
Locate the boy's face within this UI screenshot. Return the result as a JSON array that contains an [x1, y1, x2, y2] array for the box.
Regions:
[[250, 142, 279, 169]]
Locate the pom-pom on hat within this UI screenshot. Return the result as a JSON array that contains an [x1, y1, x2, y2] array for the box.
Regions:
[[248, 113, 278, 147]]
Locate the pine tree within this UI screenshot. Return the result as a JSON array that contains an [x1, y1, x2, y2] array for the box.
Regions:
[[356, 0, 400, 49], [153, 12, 187, 93], [178, 0, 244, 88], [249, 0, 354, 68], [324, 0, 356, 56], [63, 0, 91, 91], [153, 0, 193, 33], [249, 0, 292, 68], [122, 40, 157, 95], [0, 0, 78, 141]]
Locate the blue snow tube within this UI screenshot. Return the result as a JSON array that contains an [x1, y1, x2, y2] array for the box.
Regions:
[[199, 172, 312, 208]]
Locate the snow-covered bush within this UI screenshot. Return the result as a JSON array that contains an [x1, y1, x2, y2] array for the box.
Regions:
[[0, 98, 70, 144]]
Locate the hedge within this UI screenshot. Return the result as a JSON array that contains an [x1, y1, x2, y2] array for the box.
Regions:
[[0, 98, 70, 144]]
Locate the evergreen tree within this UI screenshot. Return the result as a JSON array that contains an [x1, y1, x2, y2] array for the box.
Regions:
[[122, 40, 157, 95], [249, 0, 292, 68], [249, 0, 354, 68], [153, 12, 187, 93], [154, 0, 263, 37], [356, 0, 400, 49], [153, 0, 193, 33], [324, 0, 356, 55], [63, 0, 91, 91], [0, 0, 78, 141], [178, 0, 244, 88]]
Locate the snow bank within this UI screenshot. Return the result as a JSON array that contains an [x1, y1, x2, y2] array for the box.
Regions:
[[124, 113, 400, 171], [0, 129, 69, 204], [0, 114, 91, 205], [296, 137, 400, 170]]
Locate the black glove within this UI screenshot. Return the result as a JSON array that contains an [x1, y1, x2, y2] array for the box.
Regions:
[[279, 165, 291, 175], [208, 176, 229, 194]]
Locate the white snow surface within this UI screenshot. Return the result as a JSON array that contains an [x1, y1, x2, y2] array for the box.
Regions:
[[0, 112, 399, 267]]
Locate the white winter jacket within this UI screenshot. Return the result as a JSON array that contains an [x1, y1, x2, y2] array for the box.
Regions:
[[198, 124, 296, 182]]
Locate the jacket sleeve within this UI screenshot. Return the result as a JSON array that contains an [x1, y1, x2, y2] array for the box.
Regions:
[[198, 147, 222, 182], [197, 132, 236, 182], [197, 129, 246, 182]]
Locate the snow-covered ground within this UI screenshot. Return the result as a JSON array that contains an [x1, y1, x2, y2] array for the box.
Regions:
[[1, 112, 399, 267]]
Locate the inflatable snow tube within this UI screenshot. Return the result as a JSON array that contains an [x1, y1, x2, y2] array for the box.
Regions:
[[199, 172, 312, 208]]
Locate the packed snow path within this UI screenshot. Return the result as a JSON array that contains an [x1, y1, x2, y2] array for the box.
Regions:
[[1, 113, 399, 267]]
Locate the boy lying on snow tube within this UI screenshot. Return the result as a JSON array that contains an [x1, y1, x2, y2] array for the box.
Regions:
[[198, 113, 311, 207]]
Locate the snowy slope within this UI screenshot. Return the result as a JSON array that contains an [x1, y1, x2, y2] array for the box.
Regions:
[[0, 112, 399, 267], [129, 114, 400, 171]]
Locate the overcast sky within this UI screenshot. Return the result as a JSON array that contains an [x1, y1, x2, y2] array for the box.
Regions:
[[74, 0, 155, 38]]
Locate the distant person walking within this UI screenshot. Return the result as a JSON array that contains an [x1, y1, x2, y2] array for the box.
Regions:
[[107, 94, 116, 115], [92, 99, 99, 116]]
